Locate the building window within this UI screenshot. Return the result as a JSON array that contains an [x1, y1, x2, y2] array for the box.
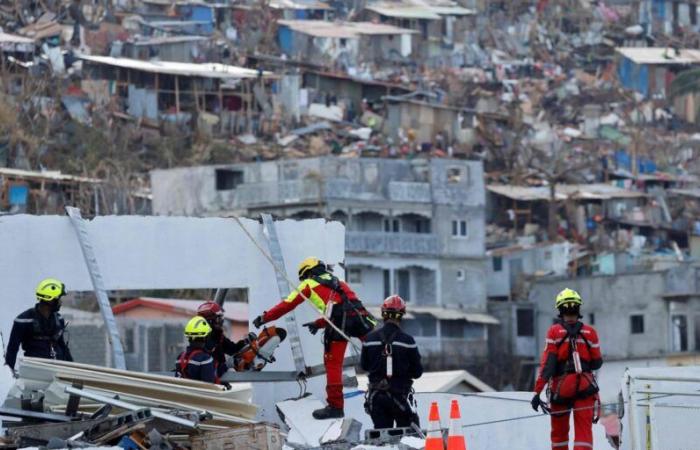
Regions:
[[544, 250, 552, 260], [456, 269, 465, 281], [124, 328, 135, 353], [215, 169, 243, 191], [397, 269, 410, 301], [447, 167, 463, 183], [384, 218, 400, 233], [630, 315, 645, 334], [452, 220, 468, 237], [347, 268, 362, 284], [589, 313, 595, 325], [493, 257, 503, 272], [441, 321, 464, 338], [383, 270, 391, 298], [516, 309, 534, 337], [672, 315, 688, 352]]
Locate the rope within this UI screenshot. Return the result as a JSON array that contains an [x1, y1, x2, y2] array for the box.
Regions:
[[230, 215, 361, 353]]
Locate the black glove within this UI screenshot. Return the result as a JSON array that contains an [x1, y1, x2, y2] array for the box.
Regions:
[[303, 321, 319, 335], [531, 393, 541, 412], [221, 381, 232, 391], [245, 332, 257, 344], [253, 315, 265, 329]]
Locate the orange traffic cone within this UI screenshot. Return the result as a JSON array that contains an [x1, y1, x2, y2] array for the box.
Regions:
[[447, 399, 467, 450], [425, 401, 445, 450]]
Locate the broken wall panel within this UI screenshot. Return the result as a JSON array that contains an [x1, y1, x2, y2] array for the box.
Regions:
[[0, 215, 345, 421]]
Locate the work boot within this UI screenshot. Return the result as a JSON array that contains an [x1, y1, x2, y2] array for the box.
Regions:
[[312, 405, 344, 420]]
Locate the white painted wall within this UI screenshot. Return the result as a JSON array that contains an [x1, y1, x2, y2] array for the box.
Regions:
[[0, 214, 345, 421]]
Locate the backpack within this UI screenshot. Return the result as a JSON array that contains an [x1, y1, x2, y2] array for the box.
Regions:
[[549, 325, 599, 404], [313, 275, 377, 339]]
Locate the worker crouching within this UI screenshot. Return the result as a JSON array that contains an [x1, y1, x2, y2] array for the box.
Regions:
[[531, 288, 603, 450], [175, 317, 217, 384], [361, 295, 422, 429]]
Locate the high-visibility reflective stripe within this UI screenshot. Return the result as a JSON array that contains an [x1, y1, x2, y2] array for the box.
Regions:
[[392, 342, 417, 349], [572, 442, 593, 448], [588, 343, 600, 348], [285, 279, 326, 313], [14, 318, 34, 323], [179, 357, 213, 366], [552, 442, 569, 448], [363, 342, 382, 347]]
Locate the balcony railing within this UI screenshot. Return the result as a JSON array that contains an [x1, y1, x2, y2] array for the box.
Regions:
[[346, 231, 440, 255]]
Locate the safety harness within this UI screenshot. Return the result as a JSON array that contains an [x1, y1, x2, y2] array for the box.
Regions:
[[312, 275, 377, 340], [30, 313, 67, 359], [177, 348, 220, 383], [363, 327, 418, 420], [548, 324, 601, 422]]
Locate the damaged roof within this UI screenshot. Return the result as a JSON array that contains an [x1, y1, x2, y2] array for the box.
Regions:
[[615, 47, 700, 65], [0, 167, 101, 184], [366, 0, 475, 19], [269, 0, 331, 9], [78, 55, 273, 79], [488, 184, 646, 201], [0, 32, 35, 45], [277, 20, 417, 38], [112, 297, 249, 323]]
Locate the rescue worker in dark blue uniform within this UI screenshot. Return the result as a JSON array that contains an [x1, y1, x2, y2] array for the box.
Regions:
[[361, 295, 423, 429], [5, 278, 73, 372], [175, 316, 216, 383]]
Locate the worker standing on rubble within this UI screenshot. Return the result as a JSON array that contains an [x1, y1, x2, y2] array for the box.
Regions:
[[361, 295, 422, 429], [175, 317, 216, 383], [253, 257, 376, 420], [531, 288, 603, 450], [197, 301, 255, 379], [5, 278, 73, 373]]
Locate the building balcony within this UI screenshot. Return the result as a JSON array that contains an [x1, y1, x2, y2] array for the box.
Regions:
[[346, 231, 440, 255]]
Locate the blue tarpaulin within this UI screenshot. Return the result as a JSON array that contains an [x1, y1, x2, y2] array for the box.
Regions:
[[8, 185, 28, 206]]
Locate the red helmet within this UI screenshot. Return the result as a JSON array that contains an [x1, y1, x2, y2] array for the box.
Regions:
[[381, 295, 406, 317], [197, 301, 224, 322]]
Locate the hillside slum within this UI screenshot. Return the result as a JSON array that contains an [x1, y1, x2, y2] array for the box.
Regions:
[[3, 0, 700, 449]]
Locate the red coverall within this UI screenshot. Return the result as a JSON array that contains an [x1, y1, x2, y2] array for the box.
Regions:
[[534, 321, 602, 450], [262, 274, 359, 410]]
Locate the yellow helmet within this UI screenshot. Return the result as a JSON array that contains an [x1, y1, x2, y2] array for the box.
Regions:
[[555, 288, 582, 309], [184, 316, 212, 339], [36, 278, 66, 302], [298, 256, 323, 281]]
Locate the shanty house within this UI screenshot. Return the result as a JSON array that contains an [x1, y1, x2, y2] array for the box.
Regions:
[[112, 298, 249, 372], [361, 0, 475, 64], [383, 93, 476, 145], [616, 47, 700, 99], [121, 36, 209, 63], [276, 20, 417, 67], [138, 0, 216, 34], [269, 0, 331, 19], [78, 55, 275, 135], [0, 32, 36, 63]]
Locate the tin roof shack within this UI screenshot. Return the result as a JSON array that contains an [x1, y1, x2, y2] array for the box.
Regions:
[[0, 32, 36, 63], [616, 47, 700, 100], [384, 93, 476, 146], [276, 20, 417, 68], [0, 168, 101, 215], [269, 0, 331, 19], [636, 0, 700, 36], [122, 36, 210, 63], [79, 55, 275, 135], [361, 0, 475, 64], [138, 0, 217, 34]]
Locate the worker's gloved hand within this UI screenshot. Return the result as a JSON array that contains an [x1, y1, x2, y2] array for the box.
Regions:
[[531, 393, 542, 412], [245, 332, 257, 344], [302, 321, 319, 335], [253, 315, 265, 329], [221, 381, 232, 391]]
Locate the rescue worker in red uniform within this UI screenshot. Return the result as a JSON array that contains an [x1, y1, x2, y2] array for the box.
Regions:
[[175, 316, 216, 383], [197, 301, 255, 380], [531, 288, 603, 450], [253, 257, 376, 420]]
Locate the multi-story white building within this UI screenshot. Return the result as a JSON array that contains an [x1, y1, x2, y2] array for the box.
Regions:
[[150, 157, 498, 365]]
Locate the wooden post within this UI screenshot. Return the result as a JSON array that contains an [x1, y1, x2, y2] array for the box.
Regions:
[[218, 86, 224, 135]]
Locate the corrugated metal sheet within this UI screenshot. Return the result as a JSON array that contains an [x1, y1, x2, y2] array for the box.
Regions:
[[0, 32, 35, 44], [277, 20, 416, 38], [366, 5, 441, 19], [488, 184, 647, 201], [615, 47, 700, 65], [78, 55, 273, 79]]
